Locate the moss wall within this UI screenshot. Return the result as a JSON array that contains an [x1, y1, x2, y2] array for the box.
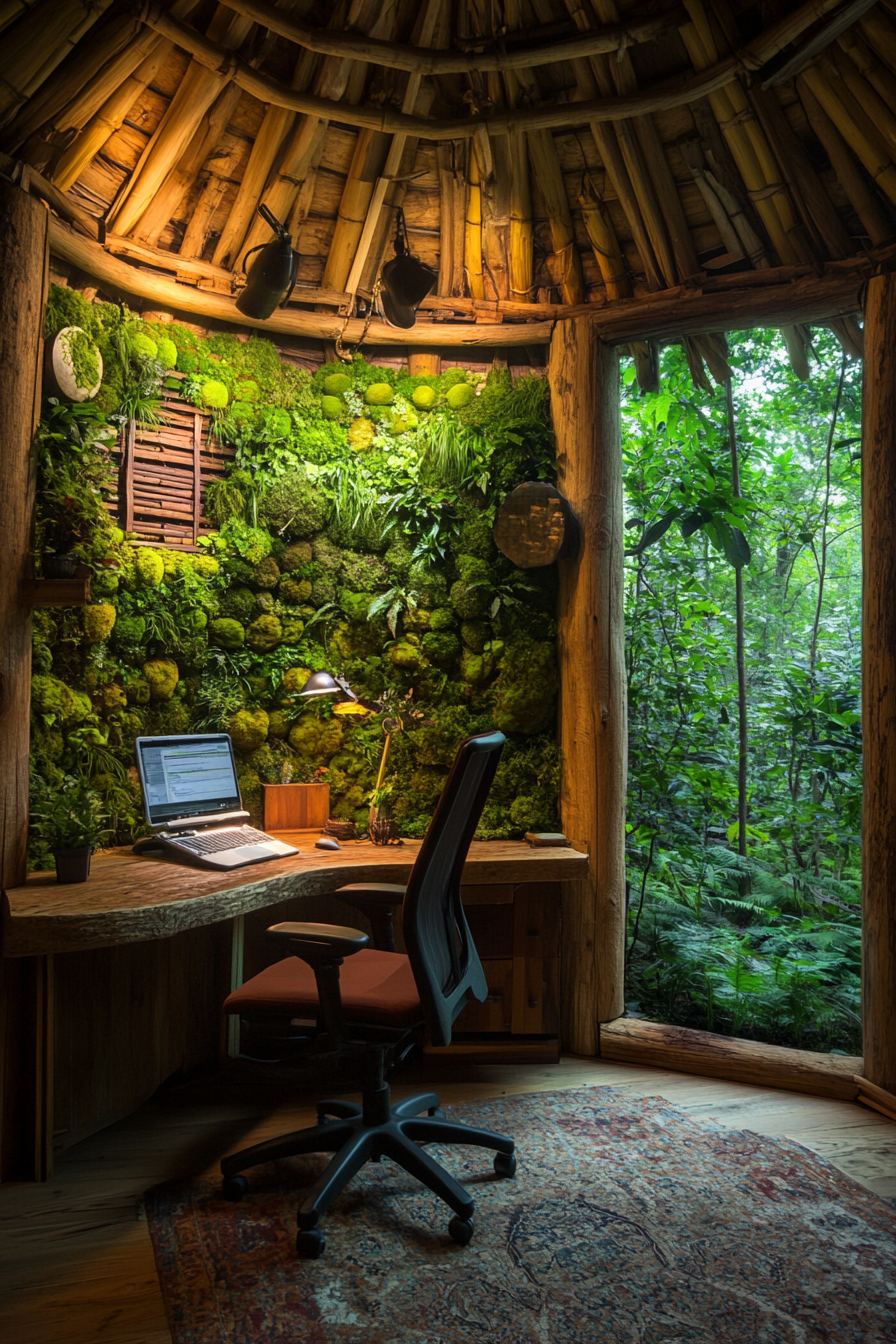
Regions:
[[30, 288, 560, 869]]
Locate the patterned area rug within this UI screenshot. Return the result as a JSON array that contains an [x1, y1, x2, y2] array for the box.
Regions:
[[146, 1088, 896, 1343]]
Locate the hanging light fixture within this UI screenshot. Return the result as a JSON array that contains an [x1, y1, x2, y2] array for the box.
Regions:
[[235, 204, 299, 320], [379, 207, 437, 329]]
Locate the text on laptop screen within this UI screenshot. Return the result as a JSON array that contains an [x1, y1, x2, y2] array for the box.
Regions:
[[137, 736, 241, 826]]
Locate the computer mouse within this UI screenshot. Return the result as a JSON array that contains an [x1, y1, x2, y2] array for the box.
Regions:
[[315, 837, 341, 851]]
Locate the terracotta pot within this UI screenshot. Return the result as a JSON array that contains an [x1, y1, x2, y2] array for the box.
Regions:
[[53, 846, 92, 884]]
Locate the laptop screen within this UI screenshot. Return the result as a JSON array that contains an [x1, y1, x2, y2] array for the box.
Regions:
[[136, 734, 242, 828]]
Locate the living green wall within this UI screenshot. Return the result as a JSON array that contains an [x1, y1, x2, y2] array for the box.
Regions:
[[29, 288, 561, 870]]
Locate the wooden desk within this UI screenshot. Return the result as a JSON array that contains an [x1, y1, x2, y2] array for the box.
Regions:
[[1, 837, 586, 1181]]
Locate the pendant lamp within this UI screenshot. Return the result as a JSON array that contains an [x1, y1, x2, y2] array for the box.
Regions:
[[379, 208, 437, 329]]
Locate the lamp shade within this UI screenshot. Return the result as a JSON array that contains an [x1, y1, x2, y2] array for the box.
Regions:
[[298, 671, 341, 697], [380, 252, 438, 329]]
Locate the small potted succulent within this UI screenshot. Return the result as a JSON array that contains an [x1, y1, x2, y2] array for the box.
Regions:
[[32, 777, 110, 883]]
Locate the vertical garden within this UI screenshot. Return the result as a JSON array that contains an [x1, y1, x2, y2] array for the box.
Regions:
[[623, 330, 863, 1054], [29, 286, 562, 870]]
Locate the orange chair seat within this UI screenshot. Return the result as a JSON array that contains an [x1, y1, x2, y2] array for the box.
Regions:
[[225, 950, 422, 1028]]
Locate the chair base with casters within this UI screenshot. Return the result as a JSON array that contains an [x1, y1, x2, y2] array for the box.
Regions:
[[221, 1043, 516, 1258]]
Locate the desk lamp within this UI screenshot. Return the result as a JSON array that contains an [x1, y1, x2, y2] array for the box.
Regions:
[[298, 672, 393, 832]]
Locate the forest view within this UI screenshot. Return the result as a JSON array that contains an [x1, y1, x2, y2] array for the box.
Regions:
[[622, 329, 863, 1056]]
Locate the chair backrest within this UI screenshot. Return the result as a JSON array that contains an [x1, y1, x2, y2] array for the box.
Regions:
[[402, 730, 505, 1046]]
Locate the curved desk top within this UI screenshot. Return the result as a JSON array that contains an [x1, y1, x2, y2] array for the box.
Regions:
[[2, 833, 588, 957]]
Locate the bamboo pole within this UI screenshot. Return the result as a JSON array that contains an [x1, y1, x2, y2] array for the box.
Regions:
[[0, 0, 116, 125], [796, 79, 891, 247], [135, 82, 245, 247], [552, 320, 626, 1050], [578, 173, 628, 300], [108, 6, 255, 238], [859, 6, 896, 77], [3, 10, 139, 151], [322, 130, 393, 293], [799, 59, 896, 207], [527, 128, 585, 305], [236, 0, 383, 266], [829, 42, 896, 160], [0, 0, 40, 35], [437, 140, 467, 299], [839, 26, 896, 113], [52, 39, 172, 193], [178, 130, 243, 259], [464, 143, 486, 301], [862, 271, 896, 1096], [212, 0, 853, 78]]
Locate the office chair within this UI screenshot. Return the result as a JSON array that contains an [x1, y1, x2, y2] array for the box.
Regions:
[[220, 730, 516, 1258]]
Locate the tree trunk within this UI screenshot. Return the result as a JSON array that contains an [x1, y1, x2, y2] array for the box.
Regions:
[[861, 272, 896, 1094], [725, 381, 748, 859], [0, 175, 47, 1182], [552, 319, 627, 1053]]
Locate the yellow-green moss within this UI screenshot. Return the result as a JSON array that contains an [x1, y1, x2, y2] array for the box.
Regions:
[[143, 658, 179, 701], [83, 603, 116, 644]]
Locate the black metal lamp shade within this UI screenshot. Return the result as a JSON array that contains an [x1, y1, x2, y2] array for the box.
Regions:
[[379, 207, 437, 329], [236, 204, 299, 321]]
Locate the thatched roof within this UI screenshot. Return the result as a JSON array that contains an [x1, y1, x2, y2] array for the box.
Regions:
[[2, 0, 894, 373]]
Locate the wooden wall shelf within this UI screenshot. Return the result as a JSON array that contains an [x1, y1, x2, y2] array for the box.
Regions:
[[27, 575, 91, 607]]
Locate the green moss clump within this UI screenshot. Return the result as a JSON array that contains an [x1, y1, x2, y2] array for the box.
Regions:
[[364, 383, 394, 406], [429, 606, 455, 632], [209, 617, 245, 649], [282, 667, 312, 694], [421, 632, 461, 665], [245, 614, 282, 651], [339, 590, 374, 622], [183, 553, 219, 579], [324, 373, 352, 395], [280, 615, 305, 643], [389, 641, 425, 671], [404, 606, 431, 633], [113, 615, 146, 647], [408, 560, 448, 608], [412, 385, 436, 411], [340, 551, 388, 590], [135, 548, 164, 588], [176, 349, 199, 374], [282, 541, 312, 572], [492, 637, 558, 734], [235, 378, 260, 402], [125, 675, 151, 705], [83, 603, 116, 644], [441, 367, 467, 389], [348, 417, 376, 453], [267, 710, 290, 739], [131, 332, 158, 362], [450, 579, 489, 620], [227, 708, 269, 753], [383, 537, 413, 579], [320, 395, 344, 420], [201, 379, 229, 410], [258, 471, 328, 538], [288, 715, 345, 760], [311, 576, 337, 604], [156, 337, 177, 370], [143, 658, 179, 701], [461, 620, 491, 652], [96, 683, 127, 715], [458, 512, 495, 559], [32, 642, 53, 674], [280, 575, 312, 604], [31, 675, 92, 721], [446, 383, 475, 410], [220, 586, 256, 623], [66, 329, 100, 390], [461, 647, 497, 684], [253, 556, 280, 590]]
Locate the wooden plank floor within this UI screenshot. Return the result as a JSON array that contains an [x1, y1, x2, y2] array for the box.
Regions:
[[1, 1054, 894, 1344]]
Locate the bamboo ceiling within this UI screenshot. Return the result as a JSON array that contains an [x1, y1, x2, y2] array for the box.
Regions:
[[2, 0, 894, 369]]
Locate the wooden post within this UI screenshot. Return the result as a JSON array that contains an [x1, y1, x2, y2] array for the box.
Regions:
[[192, 412, 202, 545], [0, 175, 48, 1182], [408, 351, 440, 377], [862, 272, 896, 1094], [551, 319, 626, 1055]]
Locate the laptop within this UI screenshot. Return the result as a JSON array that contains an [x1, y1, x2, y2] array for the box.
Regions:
[[132, 733, 299, 869]]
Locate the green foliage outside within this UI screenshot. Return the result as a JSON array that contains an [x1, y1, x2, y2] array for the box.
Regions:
[[29, 289, 561, 870], [623, 330, 863, 1055]]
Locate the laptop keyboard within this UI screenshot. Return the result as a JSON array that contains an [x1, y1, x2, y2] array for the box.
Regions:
[[174, 826, 274, 855]]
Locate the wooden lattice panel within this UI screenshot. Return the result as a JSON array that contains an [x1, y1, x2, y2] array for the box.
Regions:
[[106, 378, 233, 550]]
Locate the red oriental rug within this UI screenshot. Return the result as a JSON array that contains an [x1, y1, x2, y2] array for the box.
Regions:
[[146, 1087, 896, 1343]]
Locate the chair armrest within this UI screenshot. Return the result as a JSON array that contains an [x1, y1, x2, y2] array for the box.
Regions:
[[267, 921, 369, 961], [265, 922, 369, 1050], [333, 884, 406, 953]]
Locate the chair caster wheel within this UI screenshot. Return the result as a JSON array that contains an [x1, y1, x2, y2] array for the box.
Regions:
[[448, 1215, 474, 1246], [494, 1151, 517, 1178], [221, 1174, 248, 1202], [428, 1106, 445, 1119], [296, 1227, 326, 1258]]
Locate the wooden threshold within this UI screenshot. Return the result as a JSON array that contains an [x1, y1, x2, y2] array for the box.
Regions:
[[599, 1017, 862, 1102], [424, 1036, 560, 1065]]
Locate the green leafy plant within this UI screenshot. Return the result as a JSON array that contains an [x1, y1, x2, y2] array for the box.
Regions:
[[31, 776, 110, 850]]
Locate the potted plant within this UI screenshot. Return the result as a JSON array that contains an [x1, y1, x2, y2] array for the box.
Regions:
[[31, 777, 110, 883]]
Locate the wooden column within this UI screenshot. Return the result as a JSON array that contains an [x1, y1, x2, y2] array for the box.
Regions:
[[551, 319, 627, 1055], [407, 351, 440, 377], [0, 175, 48, 1181], [861, 272, 896, 1094]]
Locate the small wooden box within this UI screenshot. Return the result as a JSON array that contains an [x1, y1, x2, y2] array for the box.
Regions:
[[262, 783, 330, 831]]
